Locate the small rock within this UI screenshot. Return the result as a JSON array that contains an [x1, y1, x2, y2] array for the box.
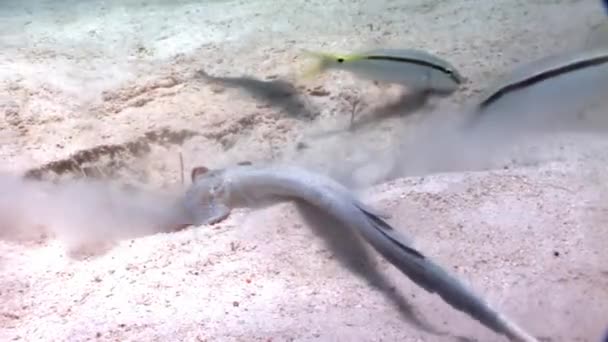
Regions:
[[296, 141, 309, 150], [210, 85, 225, 94], [308, 87, 330, 97]]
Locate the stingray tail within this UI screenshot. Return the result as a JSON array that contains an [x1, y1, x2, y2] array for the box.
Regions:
[[357, 207, 537, 342]]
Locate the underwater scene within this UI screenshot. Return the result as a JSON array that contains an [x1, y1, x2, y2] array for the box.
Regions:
[[1, 1, 607, 341]]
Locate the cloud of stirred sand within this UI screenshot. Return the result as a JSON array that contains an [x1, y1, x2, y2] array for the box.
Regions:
[[0, 174, 190, 255], [3, 57, 608, 255], [289, 61, 608, 188]]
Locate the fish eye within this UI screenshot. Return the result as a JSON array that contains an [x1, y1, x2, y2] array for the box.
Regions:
[[336, 58, 345, 63]]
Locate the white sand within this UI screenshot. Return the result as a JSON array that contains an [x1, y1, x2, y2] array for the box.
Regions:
[[1, 0, 607, 341]]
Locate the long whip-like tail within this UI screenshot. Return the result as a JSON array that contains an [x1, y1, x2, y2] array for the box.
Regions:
[[355, 205, 538, 342]]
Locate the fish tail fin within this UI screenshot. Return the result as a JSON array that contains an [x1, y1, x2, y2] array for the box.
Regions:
[[357, 209, 538, 342], [297, 50, 337, 81]]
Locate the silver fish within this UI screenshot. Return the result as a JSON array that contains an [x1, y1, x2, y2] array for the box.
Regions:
[[465, 46, 608, 134], [302, 48, 464, 95]]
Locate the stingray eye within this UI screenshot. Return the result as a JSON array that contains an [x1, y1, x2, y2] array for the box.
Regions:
[[336, 58, 345, 63]]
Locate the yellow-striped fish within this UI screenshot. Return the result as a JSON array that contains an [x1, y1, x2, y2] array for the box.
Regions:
[[300, 48, 464, 95]]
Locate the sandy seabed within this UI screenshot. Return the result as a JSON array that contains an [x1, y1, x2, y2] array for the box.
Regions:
[[1, 0, 607, 341]]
